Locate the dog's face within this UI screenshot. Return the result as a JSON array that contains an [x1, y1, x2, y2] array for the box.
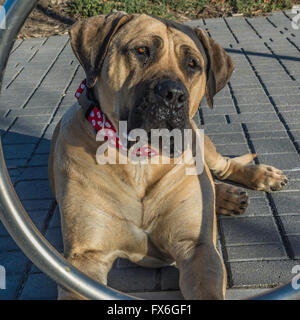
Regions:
[[99, 15, 207, 134], [70, 13, 234, 152]]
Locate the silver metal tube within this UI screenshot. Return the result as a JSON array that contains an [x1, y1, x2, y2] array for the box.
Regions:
[[0, 0, 136, 300], [250, 282, 300, 300], [0, 142, 136, 299]]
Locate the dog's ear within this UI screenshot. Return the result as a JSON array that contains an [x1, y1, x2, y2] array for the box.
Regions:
[[194, 29, 235, 108], [69, 13, 133, 88]]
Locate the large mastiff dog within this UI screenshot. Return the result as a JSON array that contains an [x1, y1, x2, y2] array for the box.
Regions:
[[48, 13, 288, 299]]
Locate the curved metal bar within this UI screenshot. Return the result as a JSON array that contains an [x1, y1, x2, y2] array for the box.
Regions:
[[0, 0, 136, 300], [250, 281, 300, 300], [0, 0, 298, 301]]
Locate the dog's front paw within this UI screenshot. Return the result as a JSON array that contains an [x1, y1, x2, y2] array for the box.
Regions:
[[215, 183, 248, 216], [245, 164, 288, 192]]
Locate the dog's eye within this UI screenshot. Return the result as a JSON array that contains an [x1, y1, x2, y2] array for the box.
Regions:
[[187, 58, 200, 70], [137, 47, 146, 54], [188, 60, 196, 68], [133, 46, 151, 66], [136, 46, 150, 56]]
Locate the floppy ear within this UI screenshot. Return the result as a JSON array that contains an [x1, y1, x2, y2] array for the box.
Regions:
[[69, 13, 133, 88], [194, 29, 235, 108]]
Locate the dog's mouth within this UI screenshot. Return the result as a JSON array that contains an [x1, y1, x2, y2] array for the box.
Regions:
[[125, 79, 190, 158]]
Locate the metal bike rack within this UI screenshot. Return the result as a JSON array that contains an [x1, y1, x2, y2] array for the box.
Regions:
[[0, 0, 299, 300]]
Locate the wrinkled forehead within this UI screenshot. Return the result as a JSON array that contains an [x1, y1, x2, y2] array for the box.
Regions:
[[115, 14, 207, 64]]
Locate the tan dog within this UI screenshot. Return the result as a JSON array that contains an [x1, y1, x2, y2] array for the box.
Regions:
[[48, 13, 287, 300]]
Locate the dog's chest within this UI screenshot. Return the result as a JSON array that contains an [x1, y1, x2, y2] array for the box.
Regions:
[[124, 161, 176, 200]]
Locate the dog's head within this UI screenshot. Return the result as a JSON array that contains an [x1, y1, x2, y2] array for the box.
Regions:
[[69, 13, 234, 149]]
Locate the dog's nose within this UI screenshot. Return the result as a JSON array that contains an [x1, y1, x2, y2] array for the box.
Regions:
[[154, 80, 188, 109]]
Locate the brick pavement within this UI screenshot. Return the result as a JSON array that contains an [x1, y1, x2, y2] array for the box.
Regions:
[[0, 11, 300, 299]]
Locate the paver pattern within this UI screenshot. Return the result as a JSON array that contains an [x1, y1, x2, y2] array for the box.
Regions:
[[0, 11, 300, 299]]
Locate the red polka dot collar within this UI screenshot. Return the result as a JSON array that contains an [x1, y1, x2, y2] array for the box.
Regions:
[[75, 80, 158, 157], [75, 80, 114, 134]]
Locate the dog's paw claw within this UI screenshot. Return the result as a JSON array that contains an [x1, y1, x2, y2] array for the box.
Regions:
[[250, 165, 288, 192], [215, 184, 249, 216]]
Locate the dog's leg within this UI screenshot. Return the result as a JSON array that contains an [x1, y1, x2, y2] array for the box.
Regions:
[[215, 182, 248, 216], [151, 229, 226, 300], [178, 244, 226, 300], [57, 248, 116, 300], [204, 134, 288, 192], [55, 192, 150, 300], [148, 167, 225, 300]]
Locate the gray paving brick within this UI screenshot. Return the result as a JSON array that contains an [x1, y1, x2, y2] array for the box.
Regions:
[[0, 117, 16, 132], [241, 197, 272, 217], [44, 228, 63, 253], [229, 112, 278, 123], [3, 144, 35, 160], [283, 170, 300, 181], [248, 130, 288, 140], [290, 129, 300, 141], [22, 199, 53, 212], [272, 191, 300, 214], [237, 104, 274, 114], [230, 88, 264, 96], [108, 267, 158, 292], [267, 86, 300, 96], [202, 123, 242, 134], [220, 216, 281, 245], [286, 122, 300, 130], [271, 95, 300, 106], [8, 107, 56, 118], [215, 88, 231, 98], [5, 158, 28, 169], [251, 138, 296, 154], [28, 210, 49, 231], [19, 166, 48, 180], [230, 78, 260, 87], [117, 258, 140, 269], [19, 273, 57, 300], [8, 168, 22, 177], [0, 251, 28, 275], [288, 236, 300, 259], [280, 215, 300, 235], [260, 80, 300, 88], [283, 179, 300, 191], [202, 114, 227, 124], [35, 140, 51, 154], [161, 266, 179, 291], [257, 153, 300, 170], [230, 260, 300, 287], [2, 132, 39, 145], [0, 222, 10, 237], [245, 121, 285, 132], [216, 143, 250, 156], [213, 97, 235, 106], [48, 207, 61, 229], [27, 154, 50, 167], [260, 73, 292, 82], [12, 115, 51, 125], [9, 121, 47, 137], [0, 274, 23, 300], [281, 111, 300, 124], [209, 132, 246, 145], [201, 105, 236, 116], [0, 236, 19, 252], [226, 243, 287, 262], [234, 94, 270, 105], [15, 180, 52, 200]]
